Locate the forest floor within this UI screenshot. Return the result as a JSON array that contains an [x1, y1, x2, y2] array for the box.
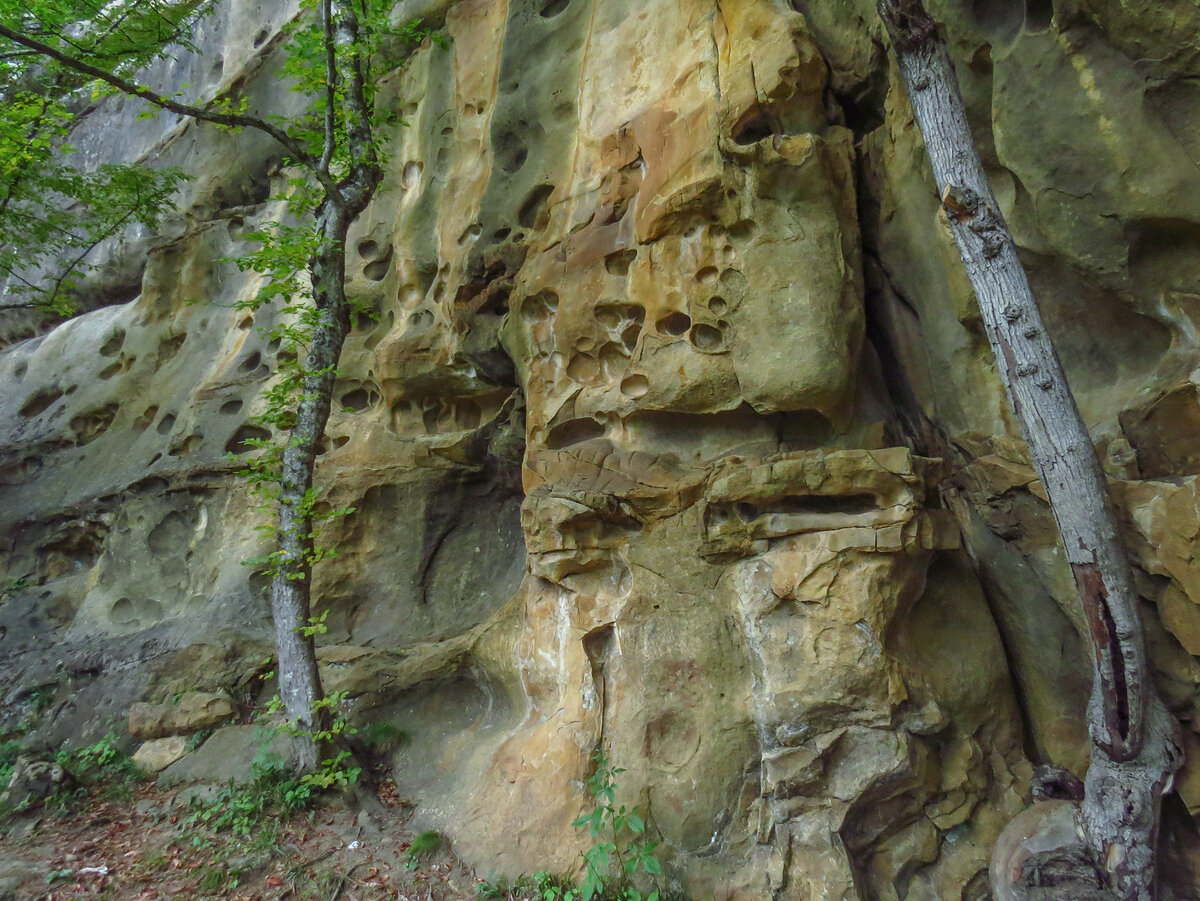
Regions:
[[0, 774, 490, 901]]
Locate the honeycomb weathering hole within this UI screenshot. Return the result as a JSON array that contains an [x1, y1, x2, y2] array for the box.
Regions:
[[545, 418, 605, 449], [19, 388, 64, 418], [226, 424, 271, 455], [620, 374, 650, 397], [657, 312, 692, 336], [690, 323, 724, 351]]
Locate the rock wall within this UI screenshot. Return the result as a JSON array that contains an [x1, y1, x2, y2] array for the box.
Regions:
[[3, 0, 1200, 897]]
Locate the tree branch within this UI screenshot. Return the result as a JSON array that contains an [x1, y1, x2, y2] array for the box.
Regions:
[[318, 0, 337, 177], [0, 22, 342, 198]]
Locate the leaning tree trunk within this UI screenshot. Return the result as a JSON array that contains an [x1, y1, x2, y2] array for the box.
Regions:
[[270, 200, 352, 775], [875, 2, 1180, 898], [269, 0, 382, 775]]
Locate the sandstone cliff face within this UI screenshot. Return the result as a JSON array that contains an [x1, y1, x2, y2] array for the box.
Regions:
[[3, 0, 1200, 897]]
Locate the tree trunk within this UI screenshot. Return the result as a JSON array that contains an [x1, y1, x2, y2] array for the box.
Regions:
[[269, 0, 381, 776], [270, 200, 351, 774], [875, 2, 1180, 897]]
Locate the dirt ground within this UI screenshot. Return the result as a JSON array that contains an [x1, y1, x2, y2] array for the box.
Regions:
[[0, 776, 488, 901]]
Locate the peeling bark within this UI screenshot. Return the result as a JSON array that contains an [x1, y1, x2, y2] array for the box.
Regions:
[[875, 1, 1180, 897]]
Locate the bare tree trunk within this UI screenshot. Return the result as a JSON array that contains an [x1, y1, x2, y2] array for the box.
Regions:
[[268, 0, 381, 774], [875, 2, 1180, 898], [270, 201, 350, 774]]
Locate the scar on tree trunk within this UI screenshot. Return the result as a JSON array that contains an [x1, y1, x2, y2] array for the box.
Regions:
[[875, 1, 1180, 899]]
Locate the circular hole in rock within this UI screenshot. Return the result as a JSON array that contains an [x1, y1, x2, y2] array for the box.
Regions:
[[156, 413, 176, 435], [363, 259, 390, 281], [709, 296, 728, 315], [695, 266, 719, 284], [541, 0, 569, 17], [657, 312, 691, 337], [357, 239, 380, 258], [252, 28, 269, 48], [226, 424, 271, 454], [690, 323, 724, 351], [221, 399, 244, 415], [620, 374, 649, 397], [341, 388, 371, 411], [238, 351, 262, 374], [567, 354, 600, 383], [494, 227, 511, 241], [574, 336, 596, 352]]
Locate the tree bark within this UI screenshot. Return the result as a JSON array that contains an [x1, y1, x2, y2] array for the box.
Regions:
[[875, 2, 1180, 898], [268, 0, 381, 773]]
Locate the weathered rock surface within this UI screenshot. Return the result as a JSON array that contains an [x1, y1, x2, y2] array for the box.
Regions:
[[128, 691, 236, 740], [131, 736, 190, 774], [3, 0, 1200, 897]]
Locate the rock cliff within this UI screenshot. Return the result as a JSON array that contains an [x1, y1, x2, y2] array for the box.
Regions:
[[3, 0, 1200, 897]]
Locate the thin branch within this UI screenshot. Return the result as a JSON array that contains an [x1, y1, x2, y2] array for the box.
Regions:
[[318, 0, 336, 176], [0, 22, 343, 200]]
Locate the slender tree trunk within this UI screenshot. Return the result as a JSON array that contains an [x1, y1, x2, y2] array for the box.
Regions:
[[875, 2, 1180, 898], [270, 200, 351, 773], [269, 0, 381, 774]]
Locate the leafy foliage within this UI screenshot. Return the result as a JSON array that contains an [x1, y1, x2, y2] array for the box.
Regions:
[[571, 750, 662, 901], [478, 751, 670, 901], [0, 0, 208, 311]]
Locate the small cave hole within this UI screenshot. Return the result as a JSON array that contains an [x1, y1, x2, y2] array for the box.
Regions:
[[99, 330, 125, 357], [340, 388, 372, 411], [225, 424, 271, 454], [604, 249, 636, 276], [695, 266, 719, 284], [156, 412, 176, 435], [19, 388, 64, 418], [220, 399, 244, 415], [541, 0, 569, 17], [252, 28, 269, 48], [518, 183, 555, 229], [657, 312, 692, 337], [13, 362, 27, 381], [1025, 0, 1054, 31], [778, 493, 877, 516], [732, 106, 775, 145], [357, 239, 380, 259], [364, 259, 390, 281], [238, 351, 262, 374], [621, 323, 641, 352], [545, 417, 605, 449], [709, 296, 728, 315], [620, 374, 649, 398], [690, 323, 724, 351], [494, 227, 512, 241]]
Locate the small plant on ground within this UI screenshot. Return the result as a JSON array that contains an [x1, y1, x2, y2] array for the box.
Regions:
[[572, 749, 662, 901], [476, 871, 579, 900], [405, 829, 443, 869], [185, 750, 314, 842], [478, 750, 670, 901], [54, 733, 142, 803]]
